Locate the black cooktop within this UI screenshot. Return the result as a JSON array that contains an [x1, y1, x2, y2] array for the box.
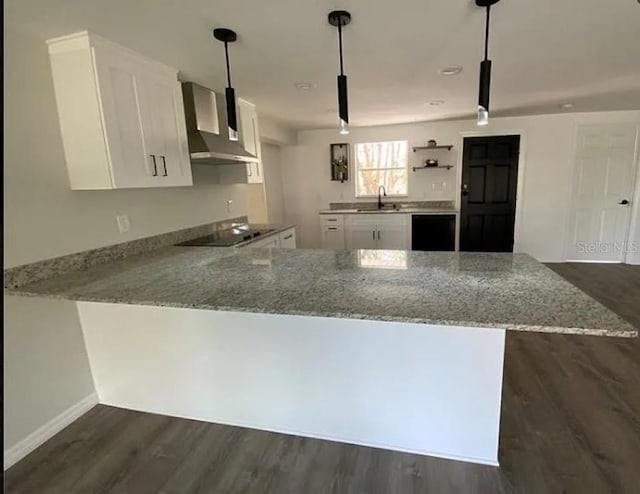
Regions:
[[177, 224, 275, 247]]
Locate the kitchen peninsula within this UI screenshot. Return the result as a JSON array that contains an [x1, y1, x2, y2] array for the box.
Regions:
[[5, 246, 637, 466]]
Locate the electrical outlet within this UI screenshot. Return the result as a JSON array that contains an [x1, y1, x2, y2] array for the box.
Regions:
[[116, 214, 130, 233], [227, 200, 233, 213], [432, 181, 447, 192]]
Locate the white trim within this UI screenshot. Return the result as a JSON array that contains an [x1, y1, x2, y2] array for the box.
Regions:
[[564, 260, 621, 264], [624, 126, 640, 264], [4, 393, 98, 470], [456, 130, 527, 251], [101, 402, 500, 467]]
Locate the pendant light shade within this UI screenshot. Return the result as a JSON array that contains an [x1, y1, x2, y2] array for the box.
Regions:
[[478, 60, 491, 126], [476, 0, 500, 126], [214, 28, 239, 141], [329, 10, 351, 135]]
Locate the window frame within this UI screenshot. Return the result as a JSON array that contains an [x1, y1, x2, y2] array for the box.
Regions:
[[354, 140, 409, 198]]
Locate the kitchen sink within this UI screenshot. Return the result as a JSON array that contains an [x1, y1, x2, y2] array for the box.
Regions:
[[356, 207, 401, 212]]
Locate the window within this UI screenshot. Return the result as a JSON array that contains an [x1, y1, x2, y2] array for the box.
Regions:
[[355, 140, 408, 197]]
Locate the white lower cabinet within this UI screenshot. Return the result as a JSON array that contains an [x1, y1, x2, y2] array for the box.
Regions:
[[322, 214, 410, 250], [322, 226, 346, 249], [345, 222, 379, 250], [248, 235, 280, 249], [376, 220, 410, 250], [245, 227, 296, 249], [279, 228, 297, 248]]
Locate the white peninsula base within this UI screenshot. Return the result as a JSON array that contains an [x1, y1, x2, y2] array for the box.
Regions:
[[77, 302, 506, 466]]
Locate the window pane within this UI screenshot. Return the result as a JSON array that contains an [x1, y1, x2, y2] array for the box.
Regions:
[[356, 141, 408, 170], [357, 169, 407, 196]]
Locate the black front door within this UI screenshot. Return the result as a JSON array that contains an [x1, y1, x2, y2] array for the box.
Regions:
[[460, 135, 520, 252]]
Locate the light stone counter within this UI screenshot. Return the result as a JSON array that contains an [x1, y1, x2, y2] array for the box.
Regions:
[[6, 247, 636, 337], [319, 208, 459, 214]]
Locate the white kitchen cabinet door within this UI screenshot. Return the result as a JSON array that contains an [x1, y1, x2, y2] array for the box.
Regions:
[[344, 214, 410, 250], [345, 224, 378, 250], [47, 31, 192, 189], [376, 216, 410, 250], [279, 228, 297, 248], [138, 74, 192, 186], [377, 223, 409, 250], [89, 42, 159, 188], [246, 235, 280, 249], [239, 99, 263, 184], [322, 226, 346, 250]]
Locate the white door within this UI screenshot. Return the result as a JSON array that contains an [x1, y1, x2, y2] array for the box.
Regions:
[[138, 74, 192, 187], [345, 224, 378, 250], [239, 99, 263, 184], [92, 45, 157, 188], [566, 124, 638, 262], [279, 229, 297, 248], [322, 227, 346, 250], [377, 224, 409, 250]]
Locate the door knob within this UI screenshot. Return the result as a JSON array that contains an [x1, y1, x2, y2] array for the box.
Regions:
[[619, 199, 629, 205]]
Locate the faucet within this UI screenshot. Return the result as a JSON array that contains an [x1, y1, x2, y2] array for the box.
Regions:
[[377, 185, 387, 210]]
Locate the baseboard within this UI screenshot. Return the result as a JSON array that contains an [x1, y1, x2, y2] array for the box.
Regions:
[[4, 393, 98, 470], [101, 402, 499, 467]]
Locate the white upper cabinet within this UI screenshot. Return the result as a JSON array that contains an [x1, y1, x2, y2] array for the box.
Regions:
[[47, 31, 192, 189], [238, 98, 263, 183]]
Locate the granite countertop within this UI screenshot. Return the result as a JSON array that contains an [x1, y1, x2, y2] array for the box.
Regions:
[[6, 247, 636, 337], [319, 208, 459, 214]]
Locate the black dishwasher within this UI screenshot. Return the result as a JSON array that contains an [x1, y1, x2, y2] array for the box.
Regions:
[[412, 215, 456, 251]]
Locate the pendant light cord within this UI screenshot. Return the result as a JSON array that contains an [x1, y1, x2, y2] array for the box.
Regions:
[[338, 22, 344, 76], [224, 41, 232, 88], [484, 5, 491, 61]]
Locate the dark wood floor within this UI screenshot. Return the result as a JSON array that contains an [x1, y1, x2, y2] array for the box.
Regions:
[[5, 263, 640, 494]]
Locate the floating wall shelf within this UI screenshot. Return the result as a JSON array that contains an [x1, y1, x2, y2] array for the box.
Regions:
[[412, 165, 454, 171], [413, 145, 453, 152]]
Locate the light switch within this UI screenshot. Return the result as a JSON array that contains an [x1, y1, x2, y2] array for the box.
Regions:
[[116, 214, 130, 233], [227, 200, 233, 213]]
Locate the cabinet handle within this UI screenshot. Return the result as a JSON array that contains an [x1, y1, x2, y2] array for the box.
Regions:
[[372, 230, 376, 240], [150, 155, 158, 176], [283, 234, 293, 240], [377, 230, 381, 240], [327, 227, 338, 231], [327, 219, 337, 222], [161, 156, 167, 176]]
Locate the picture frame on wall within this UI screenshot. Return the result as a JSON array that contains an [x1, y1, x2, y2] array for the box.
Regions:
[[330, 143, 350, 183]]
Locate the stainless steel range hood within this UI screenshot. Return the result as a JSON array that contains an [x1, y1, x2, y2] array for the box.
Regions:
[[181, 82, 259, 165]]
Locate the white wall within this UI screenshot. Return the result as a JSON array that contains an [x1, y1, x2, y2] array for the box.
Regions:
[[4, 296, 95, 462], [281, 111, 640, 261], [2, 27, 250, 460], [3, 27, 249, 269]]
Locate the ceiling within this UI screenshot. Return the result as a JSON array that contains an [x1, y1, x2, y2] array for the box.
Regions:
[[6, 0, 640, 130]]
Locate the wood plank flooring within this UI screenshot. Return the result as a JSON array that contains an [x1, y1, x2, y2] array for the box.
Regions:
[[5, 263, 640, 494]]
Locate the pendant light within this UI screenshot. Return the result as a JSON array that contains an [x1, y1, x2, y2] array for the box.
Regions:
[[213, 28, 239, 141], [476, 0, 500, 126], [328, 10, 351, 135]]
